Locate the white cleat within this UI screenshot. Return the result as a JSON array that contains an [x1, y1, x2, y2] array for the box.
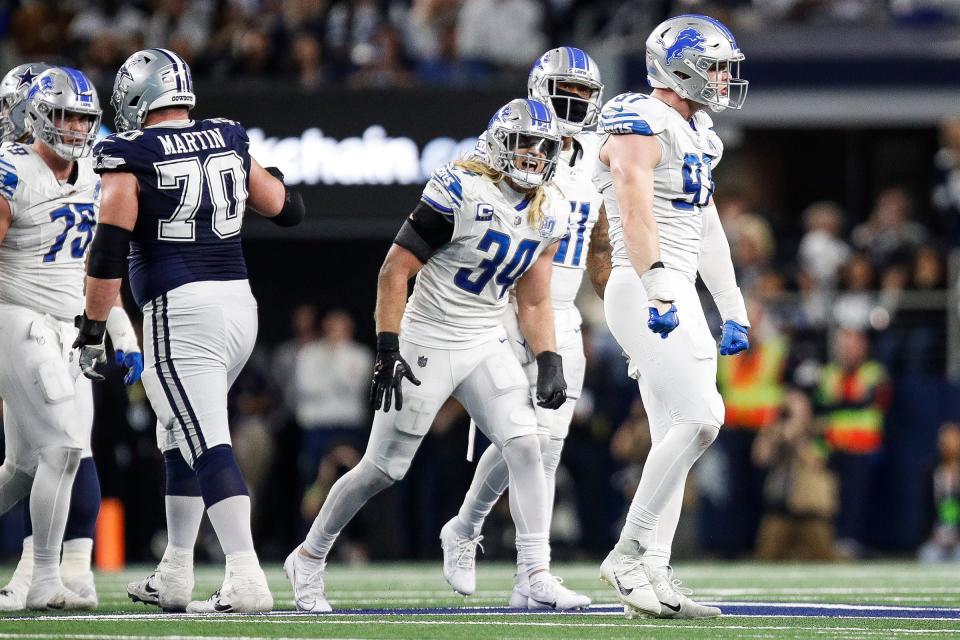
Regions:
[[647, 565, 721, 619], [600, 549, 661, 616], [0, 584, 27, 611], [26, 579, 96, 611], [439, 519, 483, 596], [527, 572, 592, 611], [63, 572, 98, 609], [507, 571, 529, 608], [284, 545, 332, 613], [128, 560, 194, 612], [188, 556, 272, 613]]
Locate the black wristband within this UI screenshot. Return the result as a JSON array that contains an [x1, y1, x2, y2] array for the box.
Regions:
[[650, 261, 665, 270], [376, 332, 400, 352], [270, 187, 305, 227], [536, 351, 562, 368], [75, 313, 107, 343]]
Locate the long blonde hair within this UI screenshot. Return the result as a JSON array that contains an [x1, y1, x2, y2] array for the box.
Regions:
[[453, 157, 550, 228]]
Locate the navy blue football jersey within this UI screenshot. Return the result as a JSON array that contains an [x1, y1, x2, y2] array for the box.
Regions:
[[93, 118, 251, 307]]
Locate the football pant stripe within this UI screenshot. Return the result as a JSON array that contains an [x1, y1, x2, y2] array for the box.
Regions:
[[160, 293, 208, 454], [152, 295, 198, 463]]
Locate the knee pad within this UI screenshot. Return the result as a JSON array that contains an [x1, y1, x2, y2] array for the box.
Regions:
[[541, 437, 565, 477], [194, 444, 249, 508], [675, 422, 720, 455], [64, 457, 101, 541], [0, 462, 35, 515], [37, 446, 83, 475], [164, 449, 201, 497], [357, 456, 398, 490], [500, 434, 543, 470]]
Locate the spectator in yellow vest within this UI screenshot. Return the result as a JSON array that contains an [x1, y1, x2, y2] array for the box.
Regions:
[[815, 328, 891, 557], [702, 298, 790, 556]]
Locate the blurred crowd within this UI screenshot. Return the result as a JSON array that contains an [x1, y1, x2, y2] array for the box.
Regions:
[[2, 0, 959, 90]]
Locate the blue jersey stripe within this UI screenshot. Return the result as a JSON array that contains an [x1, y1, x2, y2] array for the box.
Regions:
[[152, 48, 183, 92]]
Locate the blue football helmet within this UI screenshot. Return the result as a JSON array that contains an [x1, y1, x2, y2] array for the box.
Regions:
[[646, 14, 748, 111]]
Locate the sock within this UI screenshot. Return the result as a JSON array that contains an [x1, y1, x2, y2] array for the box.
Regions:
[[63, 458, 100, 542], [516, 533, 550, 579], [455, 443, 509, 538], [617, 422, 717, 554], [60, 538, 93, 579], [163, 449, 204, 552], [3, 535, 33, 593], [643, 484, 684, 570], [30, 446, 82, 583], [195, 445, 253, 556], [303, 457, 394, 562]]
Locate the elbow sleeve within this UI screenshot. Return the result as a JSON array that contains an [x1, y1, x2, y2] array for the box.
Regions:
[[270, 186, 305, 227], [87, 223, 131, 279]]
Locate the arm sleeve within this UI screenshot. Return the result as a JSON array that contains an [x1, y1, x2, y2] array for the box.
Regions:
[[394, 201, 454, 263], [698, 203, 749, 326]]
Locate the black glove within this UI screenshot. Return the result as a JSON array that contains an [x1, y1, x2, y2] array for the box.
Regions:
[[535, 351, 566, 410], [264, 166, 285, 182], [73, 313, 107, 381], [369, 332, 421, 413]]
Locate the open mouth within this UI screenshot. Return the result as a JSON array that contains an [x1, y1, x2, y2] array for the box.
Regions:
[[520, 157, 542, 172]]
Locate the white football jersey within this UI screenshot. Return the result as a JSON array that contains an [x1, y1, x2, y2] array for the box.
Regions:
[[593, 92, 724, 280], [549, 131, 603, 324], [0, 142, 100, 321], [402, 163, 571, 349]]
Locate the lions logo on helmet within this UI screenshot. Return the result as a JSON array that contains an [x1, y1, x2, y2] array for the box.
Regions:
[[0, 62, 54, 143], [484, 98, 562, 189], [528, 47, 604, 136], [111, 48, 195, 132], [25, 67, 102, 160], [646, 14, 748, 111]]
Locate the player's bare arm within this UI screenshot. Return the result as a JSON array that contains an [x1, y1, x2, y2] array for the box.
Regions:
[[83, 171, 139, 322], [516, 241, 566, 410], [586, 203, 611, 299], [247, 158, 291, 218], [601, 134, 666, 305], [374, 244, 424, 335], [515, 242, 559, 356]]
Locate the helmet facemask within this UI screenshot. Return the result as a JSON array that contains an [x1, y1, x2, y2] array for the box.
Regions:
[[546, 79, 604, 135], [488, 130, 560, 189], [696, 56, 747, 111], [31, 101, 101, 160], [0, 94, 16, 142]]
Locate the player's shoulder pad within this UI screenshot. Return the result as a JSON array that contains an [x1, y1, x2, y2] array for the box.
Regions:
[[421, 162, 473, 217], [598, 92, 669, 136], [0, 142, 29, 200], [200, 117, 249, 146], [93, 130, 151, 174], [572, 130, 601, 166]]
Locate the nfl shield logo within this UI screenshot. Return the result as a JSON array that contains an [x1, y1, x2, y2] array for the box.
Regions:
[[417, 356, 428, 368]]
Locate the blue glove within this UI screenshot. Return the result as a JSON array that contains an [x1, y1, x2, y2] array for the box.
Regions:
[[719, 320, 750, 356], [116, 350, 144, 385], [647, 304, 679, 339]]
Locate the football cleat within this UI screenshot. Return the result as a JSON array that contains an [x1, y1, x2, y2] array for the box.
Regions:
[[128, 556, 194, 612], [26, 579, 96, 610], [62, 571, 97, 609], [0, 585, 27, 612], [439, 519, 484, 596], [527, 572, 591, 611], [284, 546, 332, 613], [647, 565, 721, 619], [507, 571, 530, 608], [187, 558, 272, 614], [600, 549, 661, 616]]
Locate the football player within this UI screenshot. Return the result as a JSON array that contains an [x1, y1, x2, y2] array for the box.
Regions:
[[74, 48, 303, 613], [439, 47, 605, 609], [591, 15, 750, 619], [285, 99, 586, 612], [0, 66, 141, 610]]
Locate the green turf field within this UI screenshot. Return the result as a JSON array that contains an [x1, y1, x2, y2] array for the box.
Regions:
[[1, 561, 958, 639]]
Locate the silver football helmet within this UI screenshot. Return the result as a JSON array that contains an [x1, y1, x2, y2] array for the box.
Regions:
[[485, 98, 561, 189], [646, 14, 747, 111], [112, 48, 195, 132], [25, 67, 101, 160], [528, 47, 603, 136], [0, 62, 54, 142]]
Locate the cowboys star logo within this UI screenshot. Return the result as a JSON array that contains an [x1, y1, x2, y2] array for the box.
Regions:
[[14, 66, 38, 90]]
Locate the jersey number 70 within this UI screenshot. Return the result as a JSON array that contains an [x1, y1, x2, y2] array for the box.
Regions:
[[154, 152, 248, 242]]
